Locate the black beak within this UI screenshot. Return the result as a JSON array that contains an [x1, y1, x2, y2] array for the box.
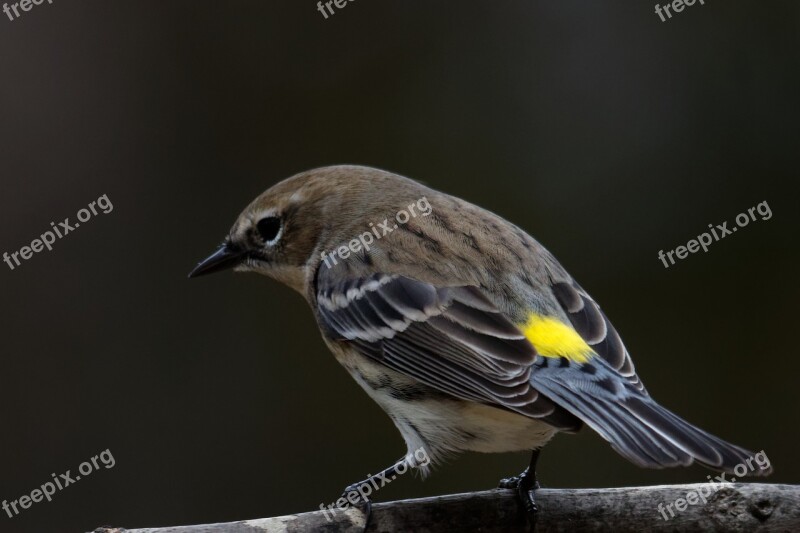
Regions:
[[188, 242, 246, 278]]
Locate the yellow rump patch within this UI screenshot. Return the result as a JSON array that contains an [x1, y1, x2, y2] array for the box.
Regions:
[[520, 314, 594, 363]]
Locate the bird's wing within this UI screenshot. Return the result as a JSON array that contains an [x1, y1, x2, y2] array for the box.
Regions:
[[315, 272, 579, 430], [549, 280, 646, 392], [531, 278, 767, 474], [315, 271, 768, 475]]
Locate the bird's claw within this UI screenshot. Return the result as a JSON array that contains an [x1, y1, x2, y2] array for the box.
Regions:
[[338, 483, 372, 532], [498, 473, 524, 489], [499, 466, 540, 530]]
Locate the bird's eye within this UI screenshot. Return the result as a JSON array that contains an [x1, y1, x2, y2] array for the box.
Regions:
[[256, 216, 282, 245]]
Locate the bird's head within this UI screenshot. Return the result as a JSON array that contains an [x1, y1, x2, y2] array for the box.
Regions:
[[188, 165, 431, 293]]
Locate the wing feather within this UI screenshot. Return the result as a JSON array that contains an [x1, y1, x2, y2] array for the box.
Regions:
[[316, 273, 578, 428], [316, 271, 770, 475], [551, 281, 644, 391]]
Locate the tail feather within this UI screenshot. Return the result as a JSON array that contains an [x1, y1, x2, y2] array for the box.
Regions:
[[531, 357, 773, 476]]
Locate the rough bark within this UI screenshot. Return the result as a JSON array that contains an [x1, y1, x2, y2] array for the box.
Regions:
[[92, 483, 800, 533]]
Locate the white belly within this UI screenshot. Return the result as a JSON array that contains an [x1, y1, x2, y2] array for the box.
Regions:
[[331, 344, 558, 476]]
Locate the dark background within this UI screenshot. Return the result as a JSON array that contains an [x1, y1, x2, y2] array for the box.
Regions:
[[1, 1, 797, 532]]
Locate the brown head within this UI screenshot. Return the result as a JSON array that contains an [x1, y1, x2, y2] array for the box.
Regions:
[[188, 165, 438, 294]]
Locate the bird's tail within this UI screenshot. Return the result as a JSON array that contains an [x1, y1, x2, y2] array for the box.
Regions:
[[530, 358, 773, 476]]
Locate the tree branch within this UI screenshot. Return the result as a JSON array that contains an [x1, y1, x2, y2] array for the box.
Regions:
[[93, 483, 799, 532]]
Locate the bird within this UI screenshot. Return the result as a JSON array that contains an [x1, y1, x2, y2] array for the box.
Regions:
[[189, 165, 771, 529]]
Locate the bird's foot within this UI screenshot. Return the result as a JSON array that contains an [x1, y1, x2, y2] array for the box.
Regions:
[[498, 466, 540, 530], [338, 482, 372, 532]]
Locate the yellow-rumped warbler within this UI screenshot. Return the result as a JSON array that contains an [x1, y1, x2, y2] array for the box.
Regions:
[[189, 165, 771, 527]]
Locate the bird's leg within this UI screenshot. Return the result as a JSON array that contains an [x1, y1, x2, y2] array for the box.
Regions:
[[338, 457, 407, 532], [498, 449, 541, 530]]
